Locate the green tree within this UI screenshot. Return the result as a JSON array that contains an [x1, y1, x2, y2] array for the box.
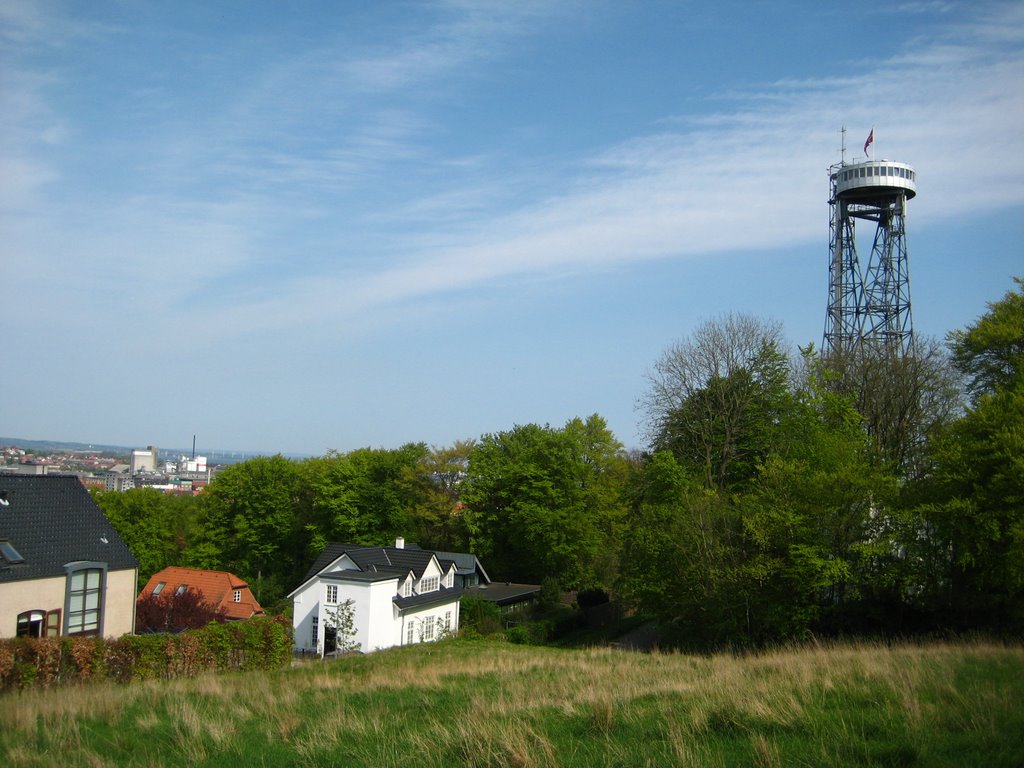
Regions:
[[733, 372, 899, 639], [817, 337, 961, 478], [913, 280, 1024, 629], [623, 348, 904, 647], [323, 599, 360, 655], [93, 488, 199, 588], [303, 443, 430, 548], [409, 440, 474, 551], [949, 276, 1024, 401], [462, 415, 627, 590], [192, 455, 306, 606], [618, 451, 744, 647], [641, 314, 791, 490]]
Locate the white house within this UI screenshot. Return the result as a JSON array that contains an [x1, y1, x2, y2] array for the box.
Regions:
[[290, 538, 462, 655]]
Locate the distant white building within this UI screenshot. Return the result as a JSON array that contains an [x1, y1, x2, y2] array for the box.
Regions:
[[104, 474, 134, 492], [179, 455, 207, 473], [129, 446, 158, 475], [290, 538, 462, 656]]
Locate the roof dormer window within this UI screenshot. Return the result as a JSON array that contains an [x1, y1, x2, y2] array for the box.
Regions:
[[0, 540, 25, 564]]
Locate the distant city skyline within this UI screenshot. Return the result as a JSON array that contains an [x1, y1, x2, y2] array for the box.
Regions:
[[0, 436, 301, 463], [3, 1, 1022, 455]]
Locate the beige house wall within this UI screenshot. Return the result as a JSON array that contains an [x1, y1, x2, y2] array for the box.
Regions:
[[0, 567, 138, 639], [105, 568, 138, 636], [0, 575, 66, 639]]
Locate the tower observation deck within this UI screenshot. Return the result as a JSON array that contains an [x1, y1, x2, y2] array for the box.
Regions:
[[824, 158, 917, 358]]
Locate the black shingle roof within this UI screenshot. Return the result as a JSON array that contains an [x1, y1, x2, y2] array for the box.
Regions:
[[0, 475, 138, 582], [433, 550, 491, 583], [394, 586, 463, 612], [303, 542, 439, 583]]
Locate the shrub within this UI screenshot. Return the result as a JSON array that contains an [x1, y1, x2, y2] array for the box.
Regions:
[[460, 596, 503, 636], [136, 590, 229, 633], [505, 620, 552, 645], [0, 616, 292, 691]]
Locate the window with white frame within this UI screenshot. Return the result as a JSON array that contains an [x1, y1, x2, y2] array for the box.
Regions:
[[326, 584, 338, 604], [423, 615, 435, 640], [401, 578, 412, 597], [66, 567, 103, 636], [443, 570, 453, 588], [311, 616, 319, 647], [444, 611, 452, 631], [233, 590, 242, 603], [406, 621, 414, 645], [420, 575, 439, 593]]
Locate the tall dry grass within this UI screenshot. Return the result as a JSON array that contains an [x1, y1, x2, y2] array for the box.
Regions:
[[1, 638, 1021, 767]]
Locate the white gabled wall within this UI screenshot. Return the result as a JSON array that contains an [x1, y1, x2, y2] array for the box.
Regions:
[[416, 556, 443, 593], [291, 579, 321, 653], [398, 599, 460, 647], [364, 579, 400, 651], [334, 581, 373, 653]]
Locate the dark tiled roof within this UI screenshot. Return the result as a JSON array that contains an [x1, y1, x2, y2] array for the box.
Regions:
[[433, 550, 491, 583], [303, 542, 352, 582], [394, 586, 463, 612], [303, 542, 436, 583], [464, 583, 542, 606], [0, 475, 138, 583]]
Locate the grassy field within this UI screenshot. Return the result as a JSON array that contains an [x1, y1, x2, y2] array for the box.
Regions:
[[1, 638, 1022, 767]]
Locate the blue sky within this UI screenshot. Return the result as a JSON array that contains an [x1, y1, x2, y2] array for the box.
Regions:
[[2, 1, 1022, 456]]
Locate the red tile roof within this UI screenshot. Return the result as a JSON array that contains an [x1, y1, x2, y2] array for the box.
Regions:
[[139, 566, 264, 620]]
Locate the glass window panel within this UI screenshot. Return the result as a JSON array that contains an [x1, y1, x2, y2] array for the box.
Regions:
[[45, 610, 61, 637], [70, 594, 83, 612], [87, 571, 101, 589], [86, 592, 99, 610], [71, 572, 86, 590]]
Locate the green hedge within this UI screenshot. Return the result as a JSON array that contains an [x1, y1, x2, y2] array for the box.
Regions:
[[0, 616, 292, 691]]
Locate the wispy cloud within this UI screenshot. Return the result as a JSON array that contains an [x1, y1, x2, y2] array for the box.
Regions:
[[3, 2, 1022, 351], [193, 4, 1022, 340]]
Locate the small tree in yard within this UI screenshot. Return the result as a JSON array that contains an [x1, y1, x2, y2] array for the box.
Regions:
[[136, 589, 228, 633], [323, 599, 360, 655]]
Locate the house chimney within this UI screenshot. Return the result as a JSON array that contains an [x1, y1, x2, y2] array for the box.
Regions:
[[395, 536, 405, 549]]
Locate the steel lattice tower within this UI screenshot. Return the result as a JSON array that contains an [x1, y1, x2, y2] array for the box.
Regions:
[[824, 152, 917, 358]]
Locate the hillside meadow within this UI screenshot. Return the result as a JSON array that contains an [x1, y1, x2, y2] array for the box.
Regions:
[[1, 638, 1022, 767]]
